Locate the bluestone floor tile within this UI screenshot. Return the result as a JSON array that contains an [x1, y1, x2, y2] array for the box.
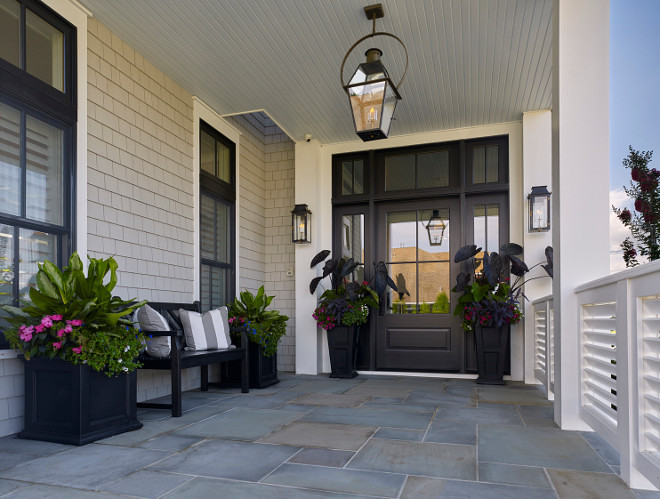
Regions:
[[425, 420, 477, 445], [348, 439, 476, 480], [478, 386, 553, 405], [100, 470, 191, 498], [301, 406, 434, 430], [288, 448, 355, 467], [0, 444, 169, 490], [478, 462, 552, 488], [0, 479, 29, 496], [580, 430, 620, 465], [405, 391, 476, 408], [96, 420, 186, 446], [263, 463, 406, 497], [285, 379, 362, 394], [5, 484, 128, 498], [211, 392, 301, 409], [524, 418, 560, 429], [360, 401, 438, 412], [0, 437, 71, 456], [479, 424, 612, 472], [138, 434, 204, 452], [149, 439, 299, 482], [0, 452, 41, 471], [374, 428, 425, 442], [291, 392, 369, 407], [519, 404, 555, 419], [343, 384, 413, 398], [401, 476, 558, 498], [161, 477, 372, 498], [435, 404, 523, 425], [635, 490, 660, 498], [175, 407, 306, 441], [547, 468, 637, 498], [258, 421, 377, 450]]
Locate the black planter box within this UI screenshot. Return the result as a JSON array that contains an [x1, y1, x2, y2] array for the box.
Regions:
[[474, 326, 510, 385], [19, 357, 142, 445], [223, 342, 279, 389], [327, 325, 360, 378]]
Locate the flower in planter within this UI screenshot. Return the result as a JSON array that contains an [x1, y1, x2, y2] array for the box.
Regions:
[[228, 286, 288, 358], [2, 253, 146, 377], [452, 243, 553, 332], [309, 250, 397, 330]]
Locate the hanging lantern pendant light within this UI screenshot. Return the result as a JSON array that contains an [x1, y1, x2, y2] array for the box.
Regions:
[[340, 4, 408, 141]]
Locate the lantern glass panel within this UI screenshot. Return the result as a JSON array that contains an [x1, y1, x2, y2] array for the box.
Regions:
[[531, 196, 549, 230], [349, 80, 385, 133], [380, 81, 398, 136]]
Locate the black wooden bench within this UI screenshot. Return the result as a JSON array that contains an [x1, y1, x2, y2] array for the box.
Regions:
[[136, 302, 248, 417]]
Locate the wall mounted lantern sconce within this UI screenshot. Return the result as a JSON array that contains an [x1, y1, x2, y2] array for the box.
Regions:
[[528, 186, 551, 232], [426, 210, 447, 246], [340, 3, 408, 141], [292, 204, 312, 243]]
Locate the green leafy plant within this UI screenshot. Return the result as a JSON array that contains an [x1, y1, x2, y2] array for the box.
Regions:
[[452, 244, 553, 332], [612, 146, 659, 267], [2, 253, 146, 376], [309, 250, 397, 329], [228, 286, 288, 357], [432, 292, 450, 313]]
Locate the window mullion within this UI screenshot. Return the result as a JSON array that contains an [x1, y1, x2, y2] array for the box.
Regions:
[[20, 110, 26, 219], [19, 4, 26, 71]]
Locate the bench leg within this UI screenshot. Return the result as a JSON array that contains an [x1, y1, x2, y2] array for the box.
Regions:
[[201, 365, 209, 391], [171, 363, 182, 417], [241, 352, 249, 393]]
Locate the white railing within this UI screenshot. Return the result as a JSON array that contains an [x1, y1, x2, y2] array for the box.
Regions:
[[575, 259, 660, 489], [533, 295, 554, 399]]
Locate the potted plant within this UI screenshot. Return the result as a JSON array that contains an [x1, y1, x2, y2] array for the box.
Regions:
[[452, 243, 553, 384], [309, 250, 396, 378], [227, 286, 288, 388], [1, 253, 146, 445]]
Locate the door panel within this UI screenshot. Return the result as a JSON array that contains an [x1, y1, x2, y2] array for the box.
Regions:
[[463, 193, 509, 373], [375, 199, 462, 371]]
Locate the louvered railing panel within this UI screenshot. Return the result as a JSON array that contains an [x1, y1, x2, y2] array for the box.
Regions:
[[642, 296, 660, 452], [581, 302, 617, 429]]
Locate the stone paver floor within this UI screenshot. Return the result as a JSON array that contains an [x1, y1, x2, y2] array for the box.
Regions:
[[0, 373, 658, 498]]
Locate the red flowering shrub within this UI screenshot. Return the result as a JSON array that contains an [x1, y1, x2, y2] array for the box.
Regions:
[[613, 147, 660, 267]]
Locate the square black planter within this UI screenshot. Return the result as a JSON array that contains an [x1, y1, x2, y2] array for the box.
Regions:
[[19, 357, 142, 445], [327, 325, 360, 379], [474, 326, 510, 385], [222, 342, 279, 389]]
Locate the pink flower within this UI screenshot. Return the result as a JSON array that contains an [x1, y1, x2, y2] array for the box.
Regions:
[[19, 325, 34, 342], [64, 324, 73, 333], [50, 315, 63, 321], [67, 319, 83, 327], [34, 324, 45, 333], [57, 329, 66, 338], [52, 342, 62, 350], [72, 346, 82, 354], [41, 317, 53, 328]]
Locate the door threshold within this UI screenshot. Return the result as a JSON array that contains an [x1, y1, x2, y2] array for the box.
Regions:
[[357, 371, 512, 381]]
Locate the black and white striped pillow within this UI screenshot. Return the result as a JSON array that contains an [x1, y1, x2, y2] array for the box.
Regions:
[[179, 307, 233, 351]]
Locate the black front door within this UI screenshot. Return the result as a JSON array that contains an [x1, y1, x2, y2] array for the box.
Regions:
[[375, 199, 463, 371]]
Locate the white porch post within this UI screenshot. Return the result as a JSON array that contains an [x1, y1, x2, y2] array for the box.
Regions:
[[552, 0, 610, 429], [522, 110, 553, 384], [294, 139, 326, 374]]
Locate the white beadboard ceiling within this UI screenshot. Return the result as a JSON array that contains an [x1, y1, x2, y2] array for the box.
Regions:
[[78, 0, 552, 144]]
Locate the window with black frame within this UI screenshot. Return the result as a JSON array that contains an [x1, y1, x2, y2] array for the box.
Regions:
[[199, 121, 236, 312], [0, 0, 76, 348]]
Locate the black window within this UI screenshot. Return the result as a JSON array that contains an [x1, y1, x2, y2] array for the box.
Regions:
[[0, 0, 76, 347], [199, 121, 235, 311]]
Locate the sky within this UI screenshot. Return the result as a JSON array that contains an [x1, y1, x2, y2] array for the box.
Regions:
[[609, 0, 660, 272]]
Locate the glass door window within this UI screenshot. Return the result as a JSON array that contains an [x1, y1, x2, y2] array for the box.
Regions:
[[387, 209, 451, 314]]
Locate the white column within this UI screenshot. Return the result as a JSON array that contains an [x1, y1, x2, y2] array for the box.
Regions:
[[552, 0, 609, 430], [522, 110, 553, 383], [294, 139, 327, 374]]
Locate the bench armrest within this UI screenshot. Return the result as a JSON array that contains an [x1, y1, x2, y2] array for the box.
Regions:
[[230, 326, 249, 349]]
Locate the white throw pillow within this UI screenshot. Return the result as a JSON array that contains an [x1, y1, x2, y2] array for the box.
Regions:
[[179, 307, 234, 351], [136, 304, 172, 358]]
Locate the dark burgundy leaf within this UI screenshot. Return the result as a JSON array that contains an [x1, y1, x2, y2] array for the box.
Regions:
[[309, 276, 323, 294], [310, 250, 331, 268], [454, 245, 480, 263], [487, 252, 502, 285], [542, 264, 553, 278], [545, 246, 553, 266], [500, 243, 523, 256], [454, 272, 471, 293], [510, 255, 529, 276]]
